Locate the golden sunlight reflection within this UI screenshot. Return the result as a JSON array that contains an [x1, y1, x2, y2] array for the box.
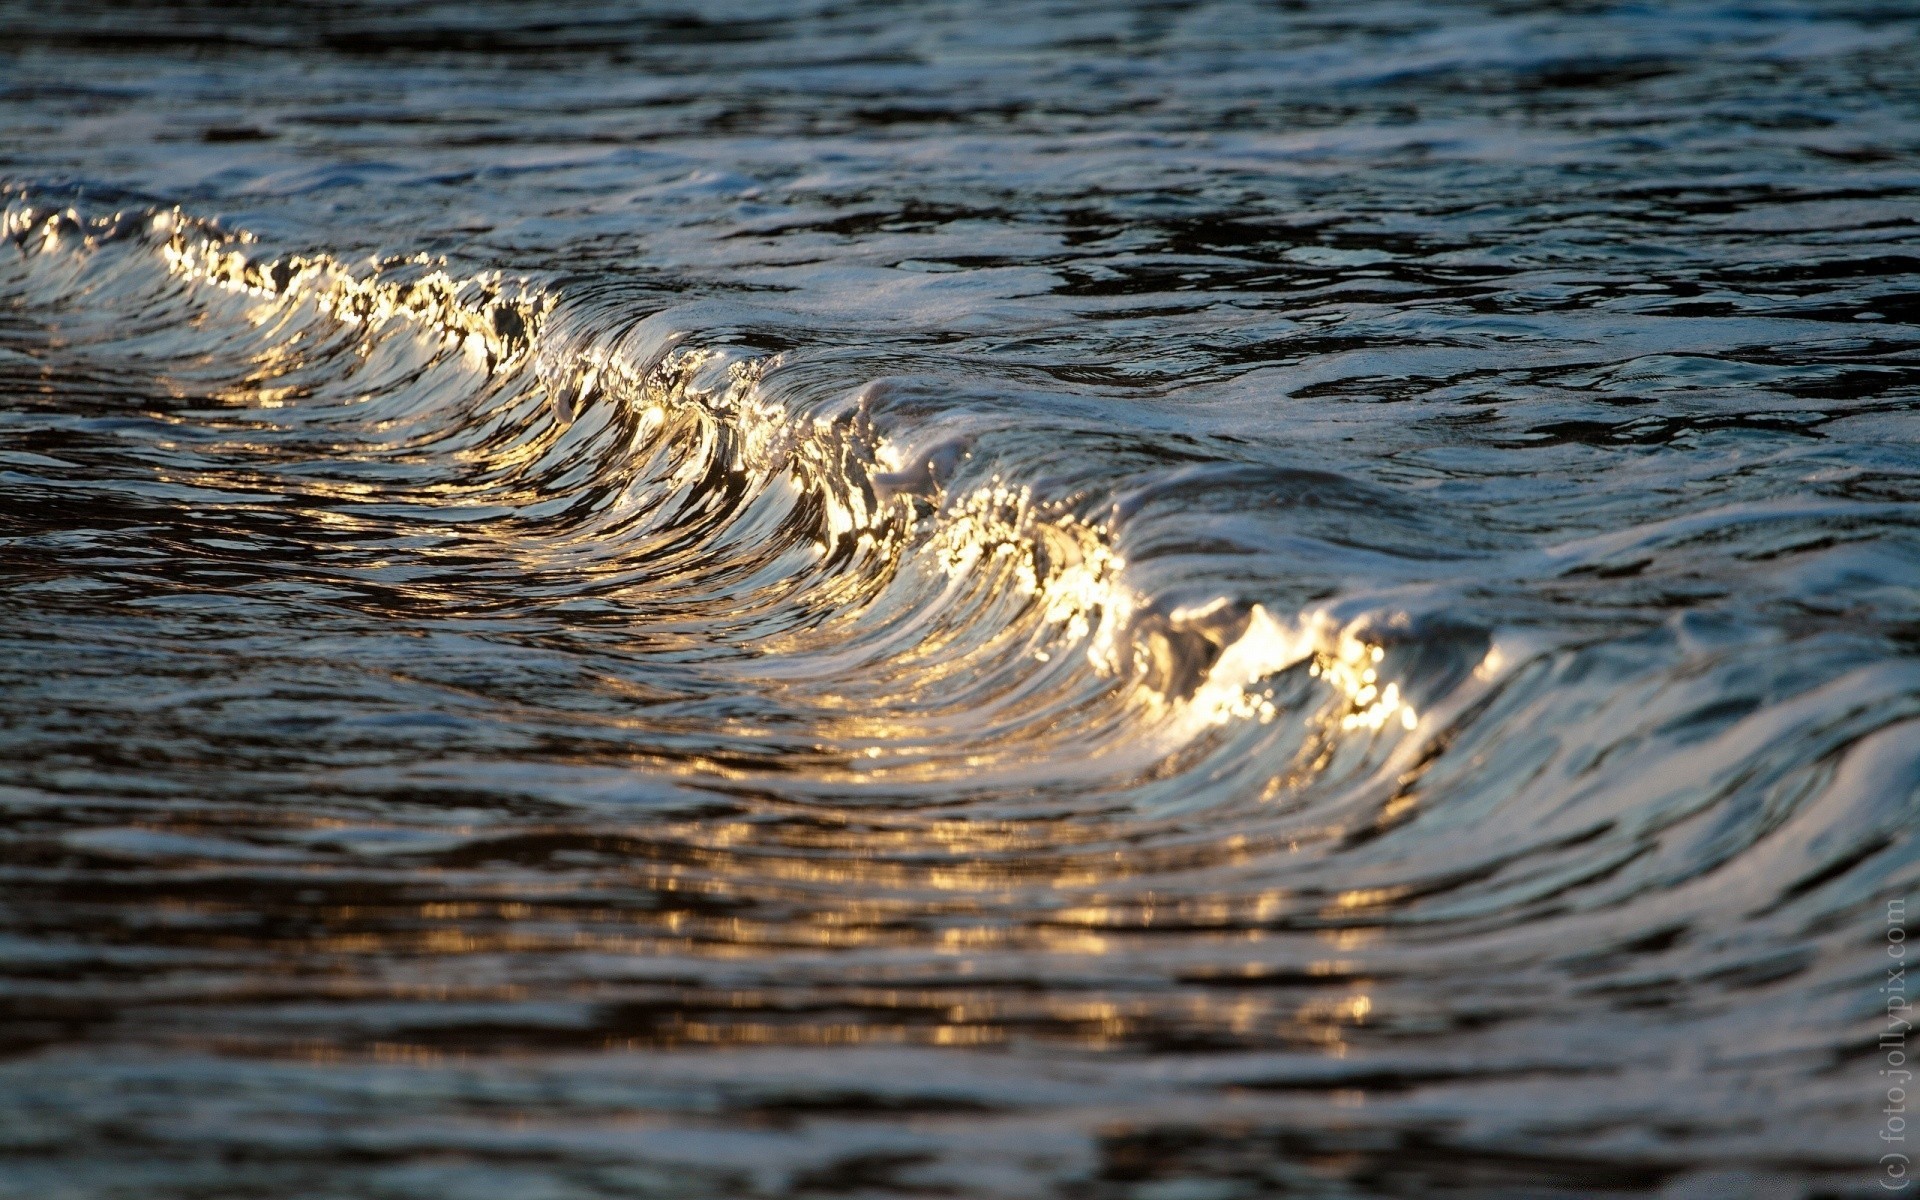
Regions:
[[0, 198, 1461, 1067]]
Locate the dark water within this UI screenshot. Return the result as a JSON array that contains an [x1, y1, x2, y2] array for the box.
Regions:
[[3, 3, 1919, 1196]]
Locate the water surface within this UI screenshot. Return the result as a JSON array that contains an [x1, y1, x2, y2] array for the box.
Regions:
[[3, 2, 1920, 1196]]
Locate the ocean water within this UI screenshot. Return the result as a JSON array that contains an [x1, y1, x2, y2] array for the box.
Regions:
[[2, 2, 1918, 1196]]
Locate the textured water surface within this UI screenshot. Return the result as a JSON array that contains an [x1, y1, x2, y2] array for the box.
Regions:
[[3, 2, 1920, 1197]]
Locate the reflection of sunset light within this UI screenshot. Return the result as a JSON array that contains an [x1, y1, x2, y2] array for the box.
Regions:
[[160, 221, 548, 374], [94, 206, 1436, 765], [1187, 606, 1419, 736], [1315, 635, 1420, 733], [1475, 644, 1506, 680], [930, 480, 1134, 657]]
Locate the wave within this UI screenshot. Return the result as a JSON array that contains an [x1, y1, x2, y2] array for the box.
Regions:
[[4, 190, 1438, 777], [4, 185, 1915, 1185]]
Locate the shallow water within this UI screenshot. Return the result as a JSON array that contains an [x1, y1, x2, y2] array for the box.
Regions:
[[2, 2, 1919, 1196]]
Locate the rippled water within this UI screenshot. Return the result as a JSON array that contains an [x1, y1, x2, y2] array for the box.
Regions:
[[3, 3, 1919, 1196]]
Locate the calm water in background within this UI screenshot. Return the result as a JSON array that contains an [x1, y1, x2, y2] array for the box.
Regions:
[[2, 2, 1919, 1196]]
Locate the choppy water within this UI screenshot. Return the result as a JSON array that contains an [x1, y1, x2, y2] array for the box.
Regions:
[[3, 3, 1919, 1196]]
